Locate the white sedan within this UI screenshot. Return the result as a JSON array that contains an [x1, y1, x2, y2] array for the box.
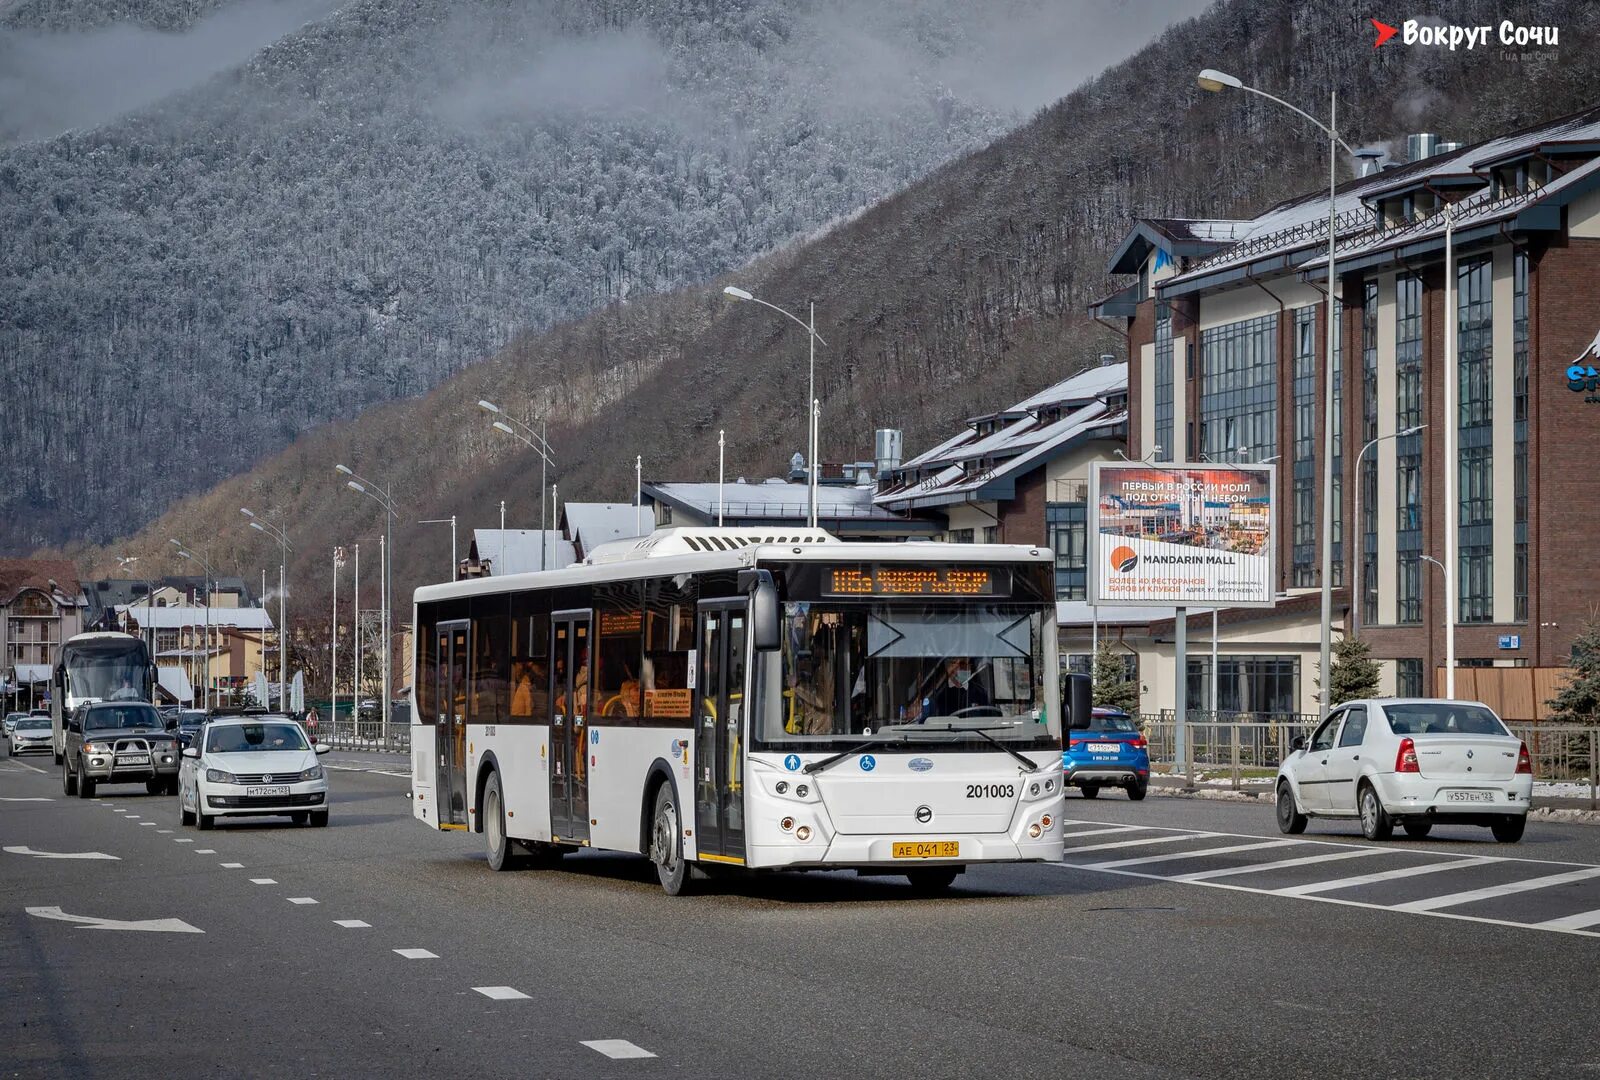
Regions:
[[179, 717, 331, 829], [1276, 698, 1532, 843]]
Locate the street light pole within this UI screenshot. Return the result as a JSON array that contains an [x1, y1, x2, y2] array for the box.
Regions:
[[169, 539, 215, 710], [1199, 69, 1358, 719], [241, 508, 291, 711], [1420, 555, 1449, 691], [718, 429, 725, 527], [336, 465, 397, 745], [1443, 206, 1458, 698], [480, 401, 556, 568], [722, 285, 829, 528], [1350, 425, 1426, 639]]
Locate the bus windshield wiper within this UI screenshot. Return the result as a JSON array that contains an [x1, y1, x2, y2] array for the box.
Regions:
[[803, 736, 897, 775], [903, 722, 1041, 771]]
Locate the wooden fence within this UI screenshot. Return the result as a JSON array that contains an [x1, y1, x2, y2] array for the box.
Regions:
[[1434, 666, 1572, 721]]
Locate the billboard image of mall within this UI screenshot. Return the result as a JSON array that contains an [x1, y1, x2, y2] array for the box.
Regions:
[[1088, 464, 1276, 608]]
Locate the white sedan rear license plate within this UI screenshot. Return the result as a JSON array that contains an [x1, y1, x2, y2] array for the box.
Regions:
[[245, 785, 291, 797], [117, 754, 150, 765], [1446, 790, 1495, 803], [1088, 743, 1120, 753]]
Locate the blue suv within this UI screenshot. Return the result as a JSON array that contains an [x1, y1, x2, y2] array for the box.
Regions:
[[1063, 708, 1150, 800]]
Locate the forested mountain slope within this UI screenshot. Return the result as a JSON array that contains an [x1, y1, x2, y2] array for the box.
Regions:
[[1, 0, 1173, 549], [70, 0, 1600, 659]]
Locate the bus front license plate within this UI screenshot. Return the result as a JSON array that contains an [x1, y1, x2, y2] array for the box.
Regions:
[[892, 841, 959, 859]]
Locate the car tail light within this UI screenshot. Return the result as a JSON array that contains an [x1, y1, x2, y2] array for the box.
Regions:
[[1516, 742, 1533, 775], [1126, 735, 1148, 751], [1395, 737, 1419, 774]]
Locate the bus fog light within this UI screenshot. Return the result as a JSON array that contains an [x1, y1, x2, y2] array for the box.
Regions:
[[780, 816, 795, 832], [1030, 782, 1040, 796], [776, 781, 789, 794], [1028, 823, 1043, 839], [796, 825, 812, 841], [796, 784, 809, 798], [1044, 779, 1055, 793]]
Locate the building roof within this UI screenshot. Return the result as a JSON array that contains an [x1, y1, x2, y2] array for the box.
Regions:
[[644, 480, 919, 524], [121, 605, 274, 630], [562, 503, 645, 557], [470, 530, 578, 575], [0, 558, 83, 608], [157, 666, 194, 704], [1106, 218, 1250, 274]]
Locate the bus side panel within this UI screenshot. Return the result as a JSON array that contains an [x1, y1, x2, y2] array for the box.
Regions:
[[588, 723, 691, 856], [412, 723, 438, 827], [496, 725, 552, 843]]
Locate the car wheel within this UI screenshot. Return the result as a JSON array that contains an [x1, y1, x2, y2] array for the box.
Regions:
[[1127, 779, 1148, 801], [196, 794, 214, 831], [1403, 821, 1433, 839], [146, 779, 165, 796], [76, 759, 95, 800], [484, 771, 515, 871], [1490, 815, 1526, 843], [63, 757, 77, 796], [649, 783, 690, 896], [1358, 782, 1393, 841], [290, 812, 308, 825], [905, 867, 961, 895], [1080, 785, 1100, 799], [1276, 782, 1308, 835], [180, 784, 195, 826]]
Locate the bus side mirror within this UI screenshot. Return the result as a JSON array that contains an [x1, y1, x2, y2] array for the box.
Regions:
[[1066, 673, 1092, 730], [739, 569, 781, 652]]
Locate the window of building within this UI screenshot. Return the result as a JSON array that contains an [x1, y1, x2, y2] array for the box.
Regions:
[[1396, 658, 1424, 698], [1458, 258, 1493, 430], [1046, 502, 1087, 600], [948, 528, 975, 544], [1291, 307, 1317, 588], [1153, 302, 1174, 464], [1200, 313, 1277, 462], [1460, 545, 1494, 624], [1066, 651, 1137, 684], [1513, 250, 1529, 623], [1186, 655, 1300, 718], [1361, 281, 1379, 620], [1459, 445, 1494, 528], [1397, 555, 1421, 626], [982, 525, 1001, 545]]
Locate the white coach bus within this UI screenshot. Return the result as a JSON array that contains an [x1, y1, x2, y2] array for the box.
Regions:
[[410, 529, 1066, 894]]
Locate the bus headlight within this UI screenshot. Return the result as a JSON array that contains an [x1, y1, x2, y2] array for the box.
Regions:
[[1028, 823, 1043, 838], [795, 825, 812, 841]]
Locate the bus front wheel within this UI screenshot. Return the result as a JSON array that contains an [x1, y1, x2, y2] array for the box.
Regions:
[[905, 867, 960, 895], [650, 784, 690, 896], [484, 771, 517, 872]]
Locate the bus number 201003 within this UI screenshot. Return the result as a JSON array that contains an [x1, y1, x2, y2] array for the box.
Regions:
[[966, 783, 1015, 799]]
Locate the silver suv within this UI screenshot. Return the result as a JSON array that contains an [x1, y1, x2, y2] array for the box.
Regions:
[[63, 702, 180, 798]]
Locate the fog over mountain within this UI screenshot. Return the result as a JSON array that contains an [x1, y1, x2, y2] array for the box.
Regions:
[[0, 0, 1204, 552]]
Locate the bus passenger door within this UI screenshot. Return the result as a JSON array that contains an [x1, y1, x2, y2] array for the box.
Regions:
[[437, 621, 470, 827], [550, 612, 591, 844], [694, 601, 747, 864]]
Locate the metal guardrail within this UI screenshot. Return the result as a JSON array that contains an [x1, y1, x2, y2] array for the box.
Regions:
[[1136, 716, 1600, 807], [322, 716, 410, 754]]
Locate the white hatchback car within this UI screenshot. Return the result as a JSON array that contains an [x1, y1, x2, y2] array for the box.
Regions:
[[179, 717, 331, 829], [1276, 698, 1532, 843]]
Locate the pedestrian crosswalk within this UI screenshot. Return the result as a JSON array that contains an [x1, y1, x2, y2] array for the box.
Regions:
[[1056, 819, 1600, 938]]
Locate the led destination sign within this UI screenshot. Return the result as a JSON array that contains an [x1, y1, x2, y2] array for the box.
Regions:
[[823, 567, 1009, 597]]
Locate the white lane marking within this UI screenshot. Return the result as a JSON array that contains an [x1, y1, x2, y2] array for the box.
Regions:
[[1393, 866, 1600, 913], [473, 986, 530, 1000], [1277, 857, 1498, 897], [1057, 825, 1149, 839], [394, 948, 438, 959], [2, 761, 47, 775], [324, 764, 412, 779], [250, 878, 278, 885], [287, 897, 318, 905], [156, 830, 173, 834], [194, 849, 216, 854], [173, 839, 193, 844], [0, 793, 50, 799], [1082, 839, 1300, 871], [334, 920, 371, 928], [4, 846, 119, 860], [1064, 831, 1221, 855], [1535, 907, 1600, 931], [219, 861, 242, 867], [581, 1040, 656, 1060], [1175, 846, 1386, 882], [139, 822, 156, 827], [26, 906, 202, 933]]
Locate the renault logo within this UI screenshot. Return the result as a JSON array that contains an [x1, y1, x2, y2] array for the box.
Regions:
[[915, 805, 933, 824]]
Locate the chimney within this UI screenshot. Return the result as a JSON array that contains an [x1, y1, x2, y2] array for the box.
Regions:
[[1406, 133, 1440, 162], [1098, 353, 1118, 367], [1353, 146, 1387, 177], [1437, 140, 1461, 154], [874, 428, 903, 474]]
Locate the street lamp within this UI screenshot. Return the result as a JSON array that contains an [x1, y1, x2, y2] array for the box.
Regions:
[[169, 539, 214, 709], [722, 284, 828, 528], [480, 401, 556, 569], [1350, 424, 1426, 639], [241, 508, 291, 711], [335, 465, 396, 744], [1420, 554, 1451, 694], [1200, 67, 1358, 720]]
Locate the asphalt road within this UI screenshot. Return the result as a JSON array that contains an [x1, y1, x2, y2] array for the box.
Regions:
[[3, 749, 1598, 1080]]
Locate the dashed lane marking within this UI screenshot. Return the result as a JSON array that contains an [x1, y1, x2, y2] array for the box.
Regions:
[[139, 822, 156, 827], [394, 948, 438, 960], [334, 920, 370, 928], [156, 830, 173, 834], [473, 986, 530, 1000], [173, 839, 193, 844], [194, 849, 216, 854], [287, 897, 318, 905], [581, 1040, 657, 1060], [219, 862, 242, 868], [250, 878, 278, 885]]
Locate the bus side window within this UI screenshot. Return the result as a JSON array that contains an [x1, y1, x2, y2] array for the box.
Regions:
[[641, 578, 694, 727]]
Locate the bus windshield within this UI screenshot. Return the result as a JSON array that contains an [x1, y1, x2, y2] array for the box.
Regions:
[[64, 640, 152, 703], [752, 602, 1057, 753]]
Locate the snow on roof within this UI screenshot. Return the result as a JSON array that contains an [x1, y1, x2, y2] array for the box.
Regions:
[[563, 503, 645, 556], [121, 605, 273, 630], [472, 530, 578, 575], [1144, 218, 1251, 244], [648, 481, 905, 521], [1012, 361, 1128, 411]]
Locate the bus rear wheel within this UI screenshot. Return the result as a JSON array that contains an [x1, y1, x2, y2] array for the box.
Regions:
[[650, 784, 690, 896], [905, 867, 960, 895]]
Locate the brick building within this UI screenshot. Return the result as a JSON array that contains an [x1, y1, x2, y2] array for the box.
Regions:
[[1094, 105, 1600, 717]]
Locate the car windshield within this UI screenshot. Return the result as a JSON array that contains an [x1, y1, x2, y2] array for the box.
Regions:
[[752, 601, 1058, 752], [16, 718, 50, 730], [84, 706, 162, 730], [1384, 703, 1510, 737], [206, 723, 309, 753], [1083, 712, 1139, 734], [178, 711, 207, 725]]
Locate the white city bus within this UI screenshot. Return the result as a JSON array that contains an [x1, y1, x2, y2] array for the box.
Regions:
[[410, 529, 1066, 894]]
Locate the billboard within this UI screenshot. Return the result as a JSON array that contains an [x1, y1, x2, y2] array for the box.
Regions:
[[1088, 463, 1276, 608]]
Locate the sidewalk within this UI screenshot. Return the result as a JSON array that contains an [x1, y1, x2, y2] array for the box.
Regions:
[[1143, 772, 1600, 823]]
